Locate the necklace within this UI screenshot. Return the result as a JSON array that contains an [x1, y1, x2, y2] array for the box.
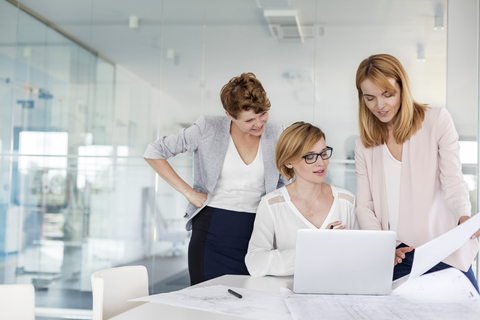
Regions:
[[294, 183, 322, 216]]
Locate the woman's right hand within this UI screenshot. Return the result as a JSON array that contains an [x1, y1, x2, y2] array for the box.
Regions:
[[326, 221, 346, 230], [394, 246, 414, 266], [185, 190, 208, 208], [145, 158, 208, 208]]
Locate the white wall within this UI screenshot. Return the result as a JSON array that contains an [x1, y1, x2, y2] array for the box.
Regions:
[[447, 0, 478, 139]]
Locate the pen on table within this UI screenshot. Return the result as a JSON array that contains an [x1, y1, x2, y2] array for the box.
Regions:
[[228, 289, 242, 299]]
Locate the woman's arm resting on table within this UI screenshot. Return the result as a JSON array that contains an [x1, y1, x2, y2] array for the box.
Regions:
[[245, 198, 295, 277], [144, 158, 207, 208]]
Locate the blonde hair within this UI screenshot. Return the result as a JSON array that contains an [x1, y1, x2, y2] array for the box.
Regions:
[[275, 122, 326, 180], [355, 54, 429, 148]]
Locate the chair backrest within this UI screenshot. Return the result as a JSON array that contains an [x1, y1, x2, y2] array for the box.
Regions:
[[0, 284, 35, 320], [91, 265, 149, 320]]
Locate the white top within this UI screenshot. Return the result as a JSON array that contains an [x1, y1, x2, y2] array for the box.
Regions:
[[383, 145, 401, 234], [208, 136, 265, 213], [245, 185, 358, 277]]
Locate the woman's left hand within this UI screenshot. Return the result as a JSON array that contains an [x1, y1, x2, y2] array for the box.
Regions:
[[458, 216, 480, 239]]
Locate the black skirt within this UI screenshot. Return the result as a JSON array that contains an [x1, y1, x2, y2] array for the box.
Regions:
[[188, 206, 255, 285]]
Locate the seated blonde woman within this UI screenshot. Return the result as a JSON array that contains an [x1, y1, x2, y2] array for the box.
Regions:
[[245, 122, 358, 277]]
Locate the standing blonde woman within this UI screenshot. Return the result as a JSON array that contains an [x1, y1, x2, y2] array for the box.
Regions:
[[246, 122, 357, 277], [354, 54, 480, 291], [144, 73, 287, 284]]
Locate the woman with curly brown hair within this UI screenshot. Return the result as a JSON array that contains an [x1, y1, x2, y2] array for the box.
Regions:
[[144, 72, 288, 284]]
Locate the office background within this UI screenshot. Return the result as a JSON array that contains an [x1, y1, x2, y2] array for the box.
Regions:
[[0, 0, 478, 318]]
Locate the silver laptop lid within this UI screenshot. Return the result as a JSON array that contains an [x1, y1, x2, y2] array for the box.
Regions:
[[293, 229, 396, 295]]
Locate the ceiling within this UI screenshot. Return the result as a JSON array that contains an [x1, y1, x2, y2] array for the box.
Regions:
[[2, 0, 454, 157], [12, 0, 446, 87]]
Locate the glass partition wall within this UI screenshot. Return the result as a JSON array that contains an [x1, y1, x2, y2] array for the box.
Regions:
[[0, 0, 477, 317]]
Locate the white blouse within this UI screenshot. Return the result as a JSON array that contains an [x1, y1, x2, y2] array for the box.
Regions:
[[245, 185, 358, 277], [208, 136, 265, 213], [383, 144, 401, 234]]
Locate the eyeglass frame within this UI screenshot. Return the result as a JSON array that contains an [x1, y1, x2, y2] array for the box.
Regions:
[[301, 147, 333, 164]]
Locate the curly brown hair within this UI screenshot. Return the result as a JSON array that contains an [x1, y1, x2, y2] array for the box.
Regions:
[[220, 72, 271, 119]]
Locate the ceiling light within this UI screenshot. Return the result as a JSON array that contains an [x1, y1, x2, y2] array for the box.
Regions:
[[434, 5, 444, 31], [129, 16, 139, 29], [434, 14, 444, 30], [264, 9, 304, 43]]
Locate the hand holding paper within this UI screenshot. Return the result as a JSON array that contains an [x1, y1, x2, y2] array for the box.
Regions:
[[409, 213, 480, 279], [395, 246, 413, 265], [459, 215, 480, 239]]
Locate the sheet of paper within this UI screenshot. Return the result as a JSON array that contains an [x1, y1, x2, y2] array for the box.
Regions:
[[392, 268, 480, 304], [392, 268, 480, 303], [130, 285, 291, 320], [281, 287, 480, 320], [409, 213, 480, 279]]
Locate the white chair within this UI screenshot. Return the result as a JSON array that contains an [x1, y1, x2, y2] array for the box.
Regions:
[[91, 265, 149, 320], [0, 284, 35, 320]]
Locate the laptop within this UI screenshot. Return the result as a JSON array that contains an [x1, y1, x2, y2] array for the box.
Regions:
[[293, 229, 396, 295]]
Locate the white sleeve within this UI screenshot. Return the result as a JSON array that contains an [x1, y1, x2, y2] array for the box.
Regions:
[[337, 191, 359, 230], [245, 198, 296, 277]]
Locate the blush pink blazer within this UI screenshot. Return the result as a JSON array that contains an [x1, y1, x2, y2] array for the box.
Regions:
[[355, 107, 479, 271]]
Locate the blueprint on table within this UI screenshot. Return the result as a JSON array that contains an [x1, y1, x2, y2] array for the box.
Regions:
[[131, 284, 291, 320]]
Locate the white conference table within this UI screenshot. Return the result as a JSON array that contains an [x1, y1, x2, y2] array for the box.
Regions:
[[110, 275, 293, 320], [108, 273, 478, 320]]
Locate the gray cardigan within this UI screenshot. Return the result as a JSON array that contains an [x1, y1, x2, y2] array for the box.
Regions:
[[144, 115, 288, 230]]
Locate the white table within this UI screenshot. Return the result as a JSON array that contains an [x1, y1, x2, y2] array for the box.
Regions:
[[110, 272, 480, 320], [110, 275, 293, 320]]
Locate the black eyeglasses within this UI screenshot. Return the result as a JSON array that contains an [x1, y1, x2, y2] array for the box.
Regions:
[[302, 147, 333, 164]]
